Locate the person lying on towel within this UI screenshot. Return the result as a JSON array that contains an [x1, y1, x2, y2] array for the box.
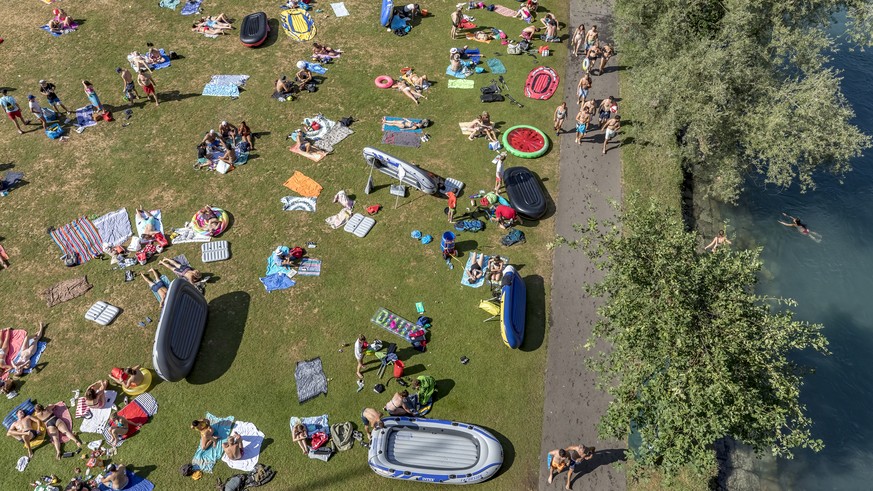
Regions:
[[466, 252, 486, 283], [107, 415, 132, 447], [400, 67, 430, 90], [135, 208, 161, 240], [312, 42, 342, 59], [11, 321, 47, 374], [146, 43, 164, 64], [381, 117, 430, 131], [159, 258, 203, 285], [110, 365, 146, 391], [140, 269, 168, 307]]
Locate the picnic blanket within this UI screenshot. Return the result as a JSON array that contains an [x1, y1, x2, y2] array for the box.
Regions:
[[486, 58, 507, 74], [159, 0, 180, 9], [447, 79, 475, 89], [192, 413, 235, 473], [40, 23, 78, 37], [297, 258, 322, 276], [135, 210, 163, 237], [313, 124, 353, 153], [202, 84, 240, 97], [92, 208, 132, 248], [330, 2, 349, 17], [180, 0, 201, 15], [97, 470, 154, 491], [74, 106, 97, 127], [289, 414, 329, 437], [79, 391, 117, 434], [493, 4, 517, 16], [382, 117, 424, 133], [295, 358, 328, 403], [281, 196, 317, 212], [260, 273, 295, 292], [49, 217, 104, 262], [221, 421, 264, 472], [41, 276, 92, 308], [284, 171, 323, 197], [381, 131, 422, 148], [171, 226, 212, 244], [461, 254, 490, 287]]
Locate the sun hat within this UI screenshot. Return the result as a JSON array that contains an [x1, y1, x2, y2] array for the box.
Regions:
[[296, 60, 307, 69], [450, 47, 459, 54], [39, 80, 46, 84]]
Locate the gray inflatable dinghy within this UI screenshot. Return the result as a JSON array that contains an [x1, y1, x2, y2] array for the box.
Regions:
[[152, 279, 208, 382]]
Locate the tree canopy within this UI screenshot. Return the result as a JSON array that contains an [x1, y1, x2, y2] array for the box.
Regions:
[[560, 196, 829, 475], [615, 0, 872, 202]]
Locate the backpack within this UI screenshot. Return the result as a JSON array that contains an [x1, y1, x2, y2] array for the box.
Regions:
[[219, 475, 246, 491], [518, 39, 532, 51], [180, 464, 194, 477], [480, 83, 499, 95], [481, 93, 505, 103], [330, 422, 354, 451], [500, 228, 526, 246], [290, 246, 305, 260], [247, 464, 276, 487], [45, 123, 64, 140], [455, 219, 484, 232], [507, 42, 522, 55]]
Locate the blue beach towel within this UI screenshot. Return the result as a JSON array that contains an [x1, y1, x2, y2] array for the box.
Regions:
[[289, 414, 329, 437], [180, 0, 202, 15], [304, 62, 328, 75], [486, 58, 506, 74], [97, 470, 154, 491], [75, 106, 98, 127], [202, 84, 240, 98], [464, 48, 481, 64], [192, 413, 235, 473], [159, 0, 180, 10], [389, 15, 408, 31], [40, 25, 63, 37], [209, 75, 250, 87], [260, 273, 295, 292], [150, 49, 172, 70], [2, 400, 35, 430], [446, 66, 468, 79], [266, 247, 296, 276], [382, 116, 424, 133], [12, 341, 47, 375]]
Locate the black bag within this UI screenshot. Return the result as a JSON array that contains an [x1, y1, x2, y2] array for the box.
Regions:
[[481, 93, 505, 103], [169, 51, 180, 60], [480, 83, 499, 95], [197, 145, 207, 159], [179, 464, 194, 477], [339, 116, 355, 127], [304, 83, 318, 93], [374, 383, 386, 393]]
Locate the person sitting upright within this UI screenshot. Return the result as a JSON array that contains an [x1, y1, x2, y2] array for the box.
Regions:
[[106, 415, 131, 447], [223, 432, 244, 460], [292, 422, 309, 454], [295, 61, 313, 89], [84, 380, 109, 409], [53, 8, 75, 29], [487, 255, 505, 282], [201, 129, 225, 150], [385, 390, 414, 416], [218, 120, 237, 140], [192, 419, 218, 450], [469, 112, 498, 142], [198, 205, 223, 233], [145, 43, 163, 64], [109, 365, 146, 391], [140, 269, 167, 306], [100, 464, 129, 490]]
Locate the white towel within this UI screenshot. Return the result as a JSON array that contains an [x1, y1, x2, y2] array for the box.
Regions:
[[221, 421, 264, 472], [79, 391, 117, 434], [331, 2, 349, 17]]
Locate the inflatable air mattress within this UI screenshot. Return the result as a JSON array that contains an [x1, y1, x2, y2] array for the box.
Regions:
[[363, 147, 440, 195], [152, 280, 209, 382], [381, 0, 395, 26], [500, 265, 526, 349], [503, 167, 546, 219], [524, 66, 560, 100], [240, 12, 269, 47], [368, 417, 503, 484]]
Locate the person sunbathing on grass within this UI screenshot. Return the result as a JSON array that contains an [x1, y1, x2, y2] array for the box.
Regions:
[[134, 208, 160, 240], [110, 365, 146, 391], [381, 117, 430, 131], [159, 257, 203, 284], [466, 252, 486, 283], [312, 42, 342, 58], [0, 328, 12, 372], [292, 422, 309, 454], [400, 67, 430, 89], [48, 19, 64, 34], [195, 13, 233, 30], [84, 380, 109, 409], [192, 23, 229, 35], [6, 409, 40, 458], [468, 112, 498, 142], [291, 128, 328, 157], [192, 419, 219, 450], [223, 432, 244, 460], [145, 44, 164, 64], [11, 321, 47, 374], [392, 81, 424, 104], [107, 415, 131, 447], [140, 268, 167, 306], [32, 402, 83, 460]]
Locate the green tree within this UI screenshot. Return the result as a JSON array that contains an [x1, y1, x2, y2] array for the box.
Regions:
[[615, 0, 872, 202], [558, 196, 829, 476]]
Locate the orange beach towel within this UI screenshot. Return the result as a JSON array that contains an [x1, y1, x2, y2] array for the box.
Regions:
[[283, 171, 323, 197]]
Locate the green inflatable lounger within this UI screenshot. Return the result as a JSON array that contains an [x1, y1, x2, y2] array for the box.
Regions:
[[152, 279, 208, 382]]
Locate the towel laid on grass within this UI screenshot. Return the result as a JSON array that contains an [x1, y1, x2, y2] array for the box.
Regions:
[[74, 106, 97, 127], [221, 421, 264, 472], [446, 66, 469, 79], [330, 2, 349, 16], [79, 391, 117, 434], [93, 208, 132, 248], [289, 414, 329, 437], [284, 171, 323, 197], [192, 413, 235, 473], [41, 276, 93, 308], [464, 47, 481, 63], [266, 247, 297, 277], [486, 58, 507, 74], [202, 84, 240, 97], [180, 0, 201, 15], [11, 339, 47, 375], [171, 226, 212, 244], [382, 117, 424, 133], [260, 273, 295, 292], [50, 217, 104, 262], [313, 124, 353, 153], [447, 79, 475, 89], [135, 210, 163, 237], [100, 393, 157, 447], [493, 4, 516, 16], [381, 131, 422, 148], [97, 470, 154, 491], [295, 358, 328, 403], [159, 0, 180, 10], [2, 400, 34, 429], [40, 24, 77, 36], [209, 75, 250, 87], [281, 197, 317, 212], [297, 258, 322, 276]]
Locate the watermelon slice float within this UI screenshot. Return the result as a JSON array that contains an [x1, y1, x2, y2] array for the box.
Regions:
[[502, 125, 550, 158]]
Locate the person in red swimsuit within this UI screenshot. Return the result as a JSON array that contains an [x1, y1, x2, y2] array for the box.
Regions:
[[493, 204, 520, 229]]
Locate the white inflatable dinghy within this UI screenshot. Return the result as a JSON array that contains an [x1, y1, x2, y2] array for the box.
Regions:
[[368, 417, 503, 485]]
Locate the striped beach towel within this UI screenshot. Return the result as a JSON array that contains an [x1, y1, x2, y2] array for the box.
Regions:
[[50, 217, 104, 262]]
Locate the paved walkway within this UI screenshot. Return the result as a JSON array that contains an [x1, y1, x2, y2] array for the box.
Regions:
[[538, 0, 627, 489]]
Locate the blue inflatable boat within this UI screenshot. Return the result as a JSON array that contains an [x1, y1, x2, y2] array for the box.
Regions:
[[381, 0, 394, 26], [500, 265, 526, 349]]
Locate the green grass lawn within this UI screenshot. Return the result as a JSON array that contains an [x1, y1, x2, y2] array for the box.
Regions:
[[0, 0, 567, 488]]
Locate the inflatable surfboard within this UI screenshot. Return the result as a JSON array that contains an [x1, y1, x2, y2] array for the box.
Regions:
[[280, 8, 317, 41], [523, 66, 560, 100], [381, 0, 394, 27]]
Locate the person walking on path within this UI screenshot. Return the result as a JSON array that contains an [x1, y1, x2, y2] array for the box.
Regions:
[[0, 90, 29, 134], [575, 107, 591, 144], [571, 24, 585, 56], [597, 95, 617, 127], [554, 102, 568, 135], [547, 448, 572, 487], [27, 95, 47, 130], [138, 70, 159, 107], [602, 115, 621, 154], [564, 445, 595, 489], [577, 73, 592, 104], [117, 67, 139, 102], [585, 25, 599, 49], [599, 43, 614, 75], [39, 80, 70, 115], [82, 80, 104, 113], [450, 5, 463, 39]]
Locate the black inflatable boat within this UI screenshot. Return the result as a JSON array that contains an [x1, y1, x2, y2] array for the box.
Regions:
[[240, 12, 269, 47], [503, 166, 547, 219], [152, 279, 208, 382]]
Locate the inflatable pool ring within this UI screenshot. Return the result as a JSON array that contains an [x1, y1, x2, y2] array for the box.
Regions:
[[375, 75, 394, 89], [190, 208, 230, 237], [122, 368, 154, 396], [582, 57, 590, 72], [502, 125, 550, 159]]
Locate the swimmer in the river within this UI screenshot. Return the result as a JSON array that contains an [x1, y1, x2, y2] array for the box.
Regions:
[[778, 213, 821, 242]]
